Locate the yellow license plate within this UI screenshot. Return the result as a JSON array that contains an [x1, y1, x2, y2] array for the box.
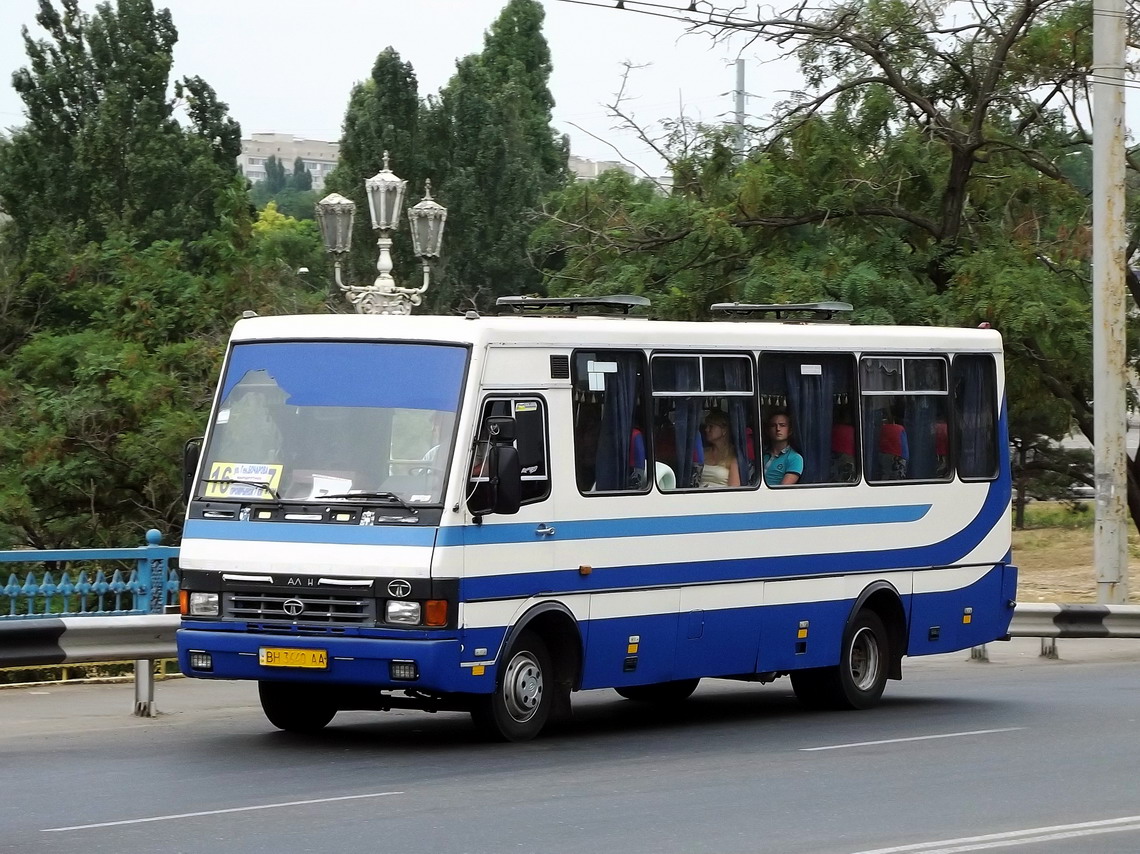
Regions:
[[258, 647, 328, 669]]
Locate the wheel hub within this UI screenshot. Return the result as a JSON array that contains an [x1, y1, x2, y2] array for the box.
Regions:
[[503, 651, 543, 723], [848, 626, 881, 691]]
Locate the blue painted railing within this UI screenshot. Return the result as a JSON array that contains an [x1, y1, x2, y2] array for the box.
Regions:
[[0, 529, 179, 620]]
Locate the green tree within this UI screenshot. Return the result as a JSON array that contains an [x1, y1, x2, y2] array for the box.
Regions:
[[324, 46, 423, 291], [0, 0, 324, 549], [0, 0, 242, 259], [291, 156, 312, 191], [252, 201, 325, 280], [536, 0, 1132, 522], [426, 0, 569, 312], [263, 154, 288, 193]]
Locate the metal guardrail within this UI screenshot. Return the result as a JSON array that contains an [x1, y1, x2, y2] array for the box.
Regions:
[[0, 614, 179, 716], [0, 530, 179, 716], [0, 529, 179, 619], [1, 602, 1138, 717], [1008, 603, 1140, 638]]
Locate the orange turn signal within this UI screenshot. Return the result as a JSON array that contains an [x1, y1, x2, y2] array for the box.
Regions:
[[424, 599, 448, 627], [179, 589, 189, 616]]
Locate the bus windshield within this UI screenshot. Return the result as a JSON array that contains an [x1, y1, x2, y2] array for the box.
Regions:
[[197, 340, 468, 506]]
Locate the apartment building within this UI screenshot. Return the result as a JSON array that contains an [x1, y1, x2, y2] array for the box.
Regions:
[[240, 133, 340, 190]]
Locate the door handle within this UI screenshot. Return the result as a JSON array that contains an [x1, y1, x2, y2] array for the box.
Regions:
[[535, 524, 556, 537]]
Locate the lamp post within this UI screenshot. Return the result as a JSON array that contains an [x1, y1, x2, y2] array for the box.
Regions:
[[315, 151, 447, 315]]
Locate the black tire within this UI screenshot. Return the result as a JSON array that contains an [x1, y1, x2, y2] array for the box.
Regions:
[[614, 678, 700, 704], [258, 681, 337, 733], [471, 630, 554, 742], [791, 609, 890, 710]]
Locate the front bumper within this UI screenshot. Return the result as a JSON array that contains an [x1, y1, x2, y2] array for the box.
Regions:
[[177, 627, 489, 694]]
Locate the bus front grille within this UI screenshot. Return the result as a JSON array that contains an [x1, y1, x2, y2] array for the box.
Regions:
[[223, 591, 375, 625]]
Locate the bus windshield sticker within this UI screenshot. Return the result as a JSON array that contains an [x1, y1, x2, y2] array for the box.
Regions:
[[203, 462, 283, 499]]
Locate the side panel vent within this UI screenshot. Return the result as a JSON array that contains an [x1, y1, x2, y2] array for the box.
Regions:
[[549, 355, 570, 379]]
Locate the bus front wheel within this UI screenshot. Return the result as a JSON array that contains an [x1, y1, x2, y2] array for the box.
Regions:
[[791, 609, 889, 710], [258, 681, 337, 733], [471, 630, 553, 742]]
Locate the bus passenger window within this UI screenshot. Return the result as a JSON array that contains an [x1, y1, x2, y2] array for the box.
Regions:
[[861, 357, 951, 483], [650, 353, 757, 490], [759, 353, 858, 485], [572, 350, 650, 494], [952, 355, 998, 479]]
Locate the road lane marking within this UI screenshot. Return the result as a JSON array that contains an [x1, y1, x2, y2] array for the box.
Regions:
[[850, 814, 1140, 853], [801, 727, 1023, 752], [42, 791, 404, 832]]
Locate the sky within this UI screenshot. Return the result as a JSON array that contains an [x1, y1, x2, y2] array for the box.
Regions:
[[0, 0, 795, 179]]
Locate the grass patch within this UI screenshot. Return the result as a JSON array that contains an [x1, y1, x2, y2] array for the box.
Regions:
[[1020, 500, 1094, 529]]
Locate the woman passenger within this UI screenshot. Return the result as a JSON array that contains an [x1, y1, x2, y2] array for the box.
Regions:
[[699, 409, 741, 488]]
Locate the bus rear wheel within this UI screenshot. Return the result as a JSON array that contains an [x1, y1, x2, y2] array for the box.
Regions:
[[791, 609, 889, 710], [258, 681, 337, 733], [471, 630, 553, 742], [614, 679, 700, 704]]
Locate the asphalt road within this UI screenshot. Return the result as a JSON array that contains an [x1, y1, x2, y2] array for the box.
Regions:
[[3, 638, 1140, 854]]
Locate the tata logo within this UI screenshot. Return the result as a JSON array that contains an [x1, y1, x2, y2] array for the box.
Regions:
[[387, 579, 412, 598], [282, 598, 305, 617]]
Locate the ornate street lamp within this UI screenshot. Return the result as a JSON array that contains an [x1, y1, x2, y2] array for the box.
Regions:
[[315, 151, 447, 315], [314, 192, 355, 292], [407, 179, 448, 295]]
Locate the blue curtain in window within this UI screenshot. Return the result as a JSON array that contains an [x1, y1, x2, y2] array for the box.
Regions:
[[954, 356, 998, 477], [904, 396, 938, 479], [594, 353, 640, 490], [784, 360, 840, 484], [863, 404, 881, 480], [724, 360, 753, 483], [655, 359, 702, 488]]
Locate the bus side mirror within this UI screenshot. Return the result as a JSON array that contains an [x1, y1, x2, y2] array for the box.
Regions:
[[183, 437, 203, 504], [468, 416, 522, 518], [491, 445, 522, 515]]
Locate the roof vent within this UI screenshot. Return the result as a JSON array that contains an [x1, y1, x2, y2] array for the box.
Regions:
[[496, 294, 650, 317], [710, 301, 853, 323]]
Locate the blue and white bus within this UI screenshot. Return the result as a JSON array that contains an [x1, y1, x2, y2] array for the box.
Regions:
[[177, 298, 1015, 741]]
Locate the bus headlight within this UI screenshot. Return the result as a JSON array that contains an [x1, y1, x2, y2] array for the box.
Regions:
[[189, 592, 220, 617], [386, 600, 421, 625]]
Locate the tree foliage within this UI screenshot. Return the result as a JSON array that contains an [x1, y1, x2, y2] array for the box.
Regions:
[[326, 1, 569, 314], [291, 156, 312, 191], [0, 0, 243, 257], [537, 0, 1139, 523], [0, 0, 324, 549], [263, 154, 288, 193], [324, 46, 424, 291], [426, 0, 570, 311]]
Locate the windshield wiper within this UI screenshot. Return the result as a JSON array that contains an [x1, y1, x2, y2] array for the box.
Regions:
[[319, 492, 417, 513], [201, 479, 281, 499]]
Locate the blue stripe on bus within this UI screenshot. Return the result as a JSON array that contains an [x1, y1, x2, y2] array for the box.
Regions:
[[457, 479, 1012, 599], [441, 503, 931, 547]]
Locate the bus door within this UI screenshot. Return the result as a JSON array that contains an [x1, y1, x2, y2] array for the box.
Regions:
[[463, 395, 556, 641]]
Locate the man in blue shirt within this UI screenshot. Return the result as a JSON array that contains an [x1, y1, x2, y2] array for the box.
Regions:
[[762, 410, 804, 486]]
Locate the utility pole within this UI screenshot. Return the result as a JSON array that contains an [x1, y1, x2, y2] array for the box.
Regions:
[[1091, 0, 1128, 603], [733, 59, 746, 159]]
